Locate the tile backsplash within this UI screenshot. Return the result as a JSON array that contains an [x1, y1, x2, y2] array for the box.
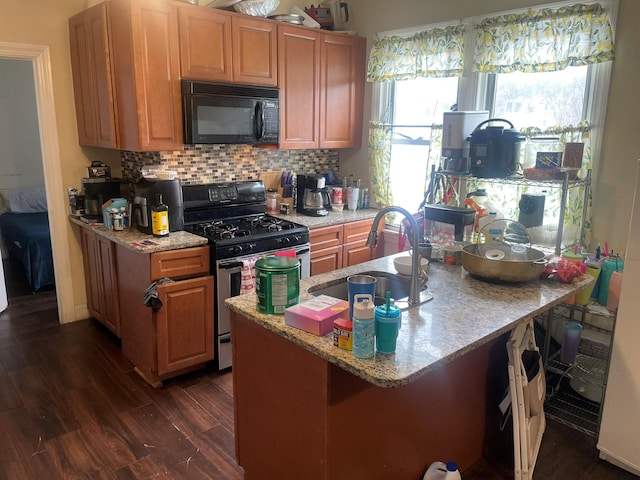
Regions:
[[120, 144, 340, 184]]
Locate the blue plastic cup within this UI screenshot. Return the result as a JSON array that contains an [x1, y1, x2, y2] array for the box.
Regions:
[[347, 275, 377, 320], [374, 304, 401, 354]]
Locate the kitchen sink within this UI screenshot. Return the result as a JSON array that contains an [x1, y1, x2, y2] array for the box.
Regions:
[[307, 271, 432, 310]]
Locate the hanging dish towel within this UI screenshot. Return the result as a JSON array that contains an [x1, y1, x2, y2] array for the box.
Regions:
[[240, 256, 261, 294]]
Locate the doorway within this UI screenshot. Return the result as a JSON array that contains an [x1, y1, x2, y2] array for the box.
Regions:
[[0, 41, 74, 323]]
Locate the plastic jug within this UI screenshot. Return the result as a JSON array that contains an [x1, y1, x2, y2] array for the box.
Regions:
[[423, 461, 462, 480]]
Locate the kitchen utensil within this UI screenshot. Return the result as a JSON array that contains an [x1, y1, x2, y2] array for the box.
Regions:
[[267, 14, 304, 24], [233, 0, 279, 16], [327, 0, 349, 31], [461, 240, 547, 283], [393, 255, 428, 276]]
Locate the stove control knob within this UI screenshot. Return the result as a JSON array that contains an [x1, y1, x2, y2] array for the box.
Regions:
[[280, 236, 291, 246], [230, 245, 244, 255], [246, 243, 257, 252]]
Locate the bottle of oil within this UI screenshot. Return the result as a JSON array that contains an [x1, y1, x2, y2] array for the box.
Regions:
[[151, 193, 169, 237]]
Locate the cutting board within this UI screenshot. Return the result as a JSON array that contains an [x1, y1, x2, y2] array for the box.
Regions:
[[259, 171, 282, 191]]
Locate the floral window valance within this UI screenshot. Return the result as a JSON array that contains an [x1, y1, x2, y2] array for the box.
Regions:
[[366, 25, 466, 82], [473, 3, 615, 74]]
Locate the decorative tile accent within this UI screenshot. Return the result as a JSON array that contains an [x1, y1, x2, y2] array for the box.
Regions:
[[120, 145, 340, 184]]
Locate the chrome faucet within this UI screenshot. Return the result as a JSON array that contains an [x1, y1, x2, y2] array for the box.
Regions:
[[366, 206, 424, 305]]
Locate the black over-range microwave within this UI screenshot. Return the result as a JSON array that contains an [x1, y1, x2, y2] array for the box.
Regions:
[[182, 80, 280, 145]]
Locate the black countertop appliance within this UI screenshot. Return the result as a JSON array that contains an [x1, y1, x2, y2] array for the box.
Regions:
[[132, 178, 184, 234], [468, 118, 524, 178], [81, 177, 123, 217]]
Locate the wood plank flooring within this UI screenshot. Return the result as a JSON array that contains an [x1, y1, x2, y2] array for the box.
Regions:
[[0, 290, 636, 479]]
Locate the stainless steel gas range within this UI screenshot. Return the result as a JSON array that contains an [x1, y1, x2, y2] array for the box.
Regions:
[[182, 180, 310, 370]]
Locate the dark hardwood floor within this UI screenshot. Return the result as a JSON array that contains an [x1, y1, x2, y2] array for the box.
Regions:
[[0, 283, 636, 479]]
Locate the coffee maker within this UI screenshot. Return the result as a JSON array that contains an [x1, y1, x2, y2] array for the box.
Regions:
[[81, 177, 123, 218], [132, 178, 184, 234], [296, 174, 331, 217]]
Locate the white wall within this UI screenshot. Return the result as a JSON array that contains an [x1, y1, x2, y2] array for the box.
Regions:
[[0, 58, 44, 190]]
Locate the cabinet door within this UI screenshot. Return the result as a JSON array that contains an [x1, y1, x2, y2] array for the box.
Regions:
[[81, 228, 102, 319], [319, 34, 366, 148], [155, 276, 214, 376], [178, 5, 233, 82], [81, 229, 121, 335], [310, 224, 343, 276], [97, 235, 121, 336], [278, 25, 320, 149], [232, 16, 277, 86], [310, 245, 343, 277], [117, 0, 183, 151], [69, 3, 117, 148], [343, 218, 375, 267]]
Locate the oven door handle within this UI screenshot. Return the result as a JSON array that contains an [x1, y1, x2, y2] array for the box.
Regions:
[[296, 248, 310, 256], [219, 261, 243, 270], [220, 333, 231, 344]]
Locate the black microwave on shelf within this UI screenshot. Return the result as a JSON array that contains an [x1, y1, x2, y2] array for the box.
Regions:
[[182, 80, 280, 145]]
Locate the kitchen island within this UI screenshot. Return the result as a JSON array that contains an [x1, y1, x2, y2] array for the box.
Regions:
[[225, 254, 593, 479]]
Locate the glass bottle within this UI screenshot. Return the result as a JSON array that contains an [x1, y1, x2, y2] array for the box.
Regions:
[[151, 193, 170, 237]]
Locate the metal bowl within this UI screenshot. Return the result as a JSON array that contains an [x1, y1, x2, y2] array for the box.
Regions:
[[461, 243, 547, 283], [267, 13, 304, 24]]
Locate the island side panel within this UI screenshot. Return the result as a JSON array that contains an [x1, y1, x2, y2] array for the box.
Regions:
[[231, 312, 330, 479], [232, 311, 503, 479], [326, 339, 498, 479]]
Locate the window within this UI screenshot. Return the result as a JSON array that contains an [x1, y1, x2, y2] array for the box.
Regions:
[[369, 1, 616, 246], [389, 77, 458, 217], [490, 67, 589, 129]]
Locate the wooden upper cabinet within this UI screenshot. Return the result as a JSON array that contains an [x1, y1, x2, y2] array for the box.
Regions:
[[278, 25, 366, 150], [178, 5, 277, 86], [319, 34, 366, 149], [69, 0, 183, 152], [232, 15, 277, 86], [278, 24, 321, 149], [69, 3, 118, 148], [178, 5, 233, 82]]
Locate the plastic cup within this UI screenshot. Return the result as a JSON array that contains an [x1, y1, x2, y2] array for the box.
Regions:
[[575, 266, 600, 305], [561, 321, 582, 364], [347, 187, 359, 211], [347, 274, 376, 320], [374, 304, 401, 354]]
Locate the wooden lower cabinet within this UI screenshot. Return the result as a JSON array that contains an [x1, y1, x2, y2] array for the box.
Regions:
[[115, 244, 214, 386], [81, 228, 121, 336], [79, 235, 216, 386], [309, 218, 381, 276]]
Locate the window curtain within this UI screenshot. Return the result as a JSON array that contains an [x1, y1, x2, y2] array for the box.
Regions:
[[473, 3, 615, 73], [367, 25, 464, 208], [469, 3, 614, 249]]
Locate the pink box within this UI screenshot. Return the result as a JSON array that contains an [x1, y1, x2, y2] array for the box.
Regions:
[[284, 295, 350, 336]]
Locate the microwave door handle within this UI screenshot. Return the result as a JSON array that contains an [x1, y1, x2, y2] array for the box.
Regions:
[[255, 102, 264, 140]]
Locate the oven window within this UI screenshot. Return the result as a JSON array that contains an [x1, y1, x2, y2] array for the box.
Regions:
[[196, 105, 254, 136]]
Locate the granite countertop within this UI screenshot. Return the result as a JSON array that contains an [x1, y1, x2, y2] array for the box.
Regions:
[[269, 208, 380, 228], [69, 216, 208, 253], [225, 253, 593, 388]]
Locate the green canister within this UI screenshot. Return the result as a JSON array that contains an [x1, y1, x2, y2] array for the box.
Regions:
[[255, 256, 300, 314]]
